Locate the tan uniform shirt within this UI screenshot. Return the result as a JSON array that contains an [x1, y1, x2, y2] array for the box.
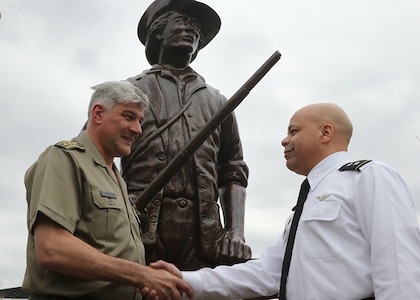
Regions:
[[23, 132, 145, 299]]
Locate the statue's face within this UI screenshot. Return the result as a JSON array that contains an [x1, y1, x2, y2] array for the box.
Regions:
[[160, 12, 201, 55]]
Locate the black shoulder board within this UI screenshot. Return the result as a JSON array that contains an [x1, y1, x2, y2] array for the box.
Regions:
[[339, 160, 372, 171], [54, 141, 85, 151]]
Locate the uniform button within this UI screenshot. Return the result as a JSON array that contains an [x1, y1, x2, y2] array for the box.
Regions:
[[203, 242, 210, 248], [157, 153, 166, 161], [178, 199, 188, 208], [153, 199, 161, 206], [148, 232, 156, 240], [150, 215, 158, 223]]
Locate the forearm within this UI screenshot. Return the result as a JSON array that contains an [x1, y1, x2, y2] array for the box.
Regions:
[[34, 214, 145, 286], [218, 183, 252, 261], [34, 215, 193, 299], [182, 259, 279, 299], [219, 182, 246, 234], [182, 238, 283, 299]]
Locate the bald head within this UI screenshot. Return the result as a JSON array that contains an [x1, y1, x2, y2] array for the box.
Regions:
[[282, 103, 353, 175], [294, 103, 353, 145]]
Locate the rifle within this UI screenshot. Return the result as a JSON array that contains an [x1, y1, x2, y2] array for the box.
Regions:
[[1, 51, 281, 300], [134, 50, 281, 212]]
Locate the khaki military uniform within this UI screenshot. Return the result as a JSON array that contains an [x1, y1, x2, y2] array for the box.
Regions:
[[23, 132, 145, 299]]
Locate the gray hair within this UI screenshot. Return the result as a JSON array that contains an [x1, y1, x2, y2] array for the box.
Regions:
[[88, 80, 149, 118]]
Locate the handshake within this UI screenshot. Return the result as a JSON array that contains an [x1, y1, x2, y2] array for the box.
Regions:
[[140, 260, 193, 300]]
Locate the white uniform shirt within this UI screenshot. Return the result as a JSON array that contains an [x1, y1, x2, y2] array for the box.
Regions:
[[183, 151, 420, 299]]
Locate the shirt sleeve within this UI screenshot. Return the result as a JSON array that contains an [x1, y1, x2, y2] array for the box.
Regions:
[[182, 236, 284, 299], [25, 146, 81, 234], [218, 101, 249, 188], [354, 162, 420, 299]]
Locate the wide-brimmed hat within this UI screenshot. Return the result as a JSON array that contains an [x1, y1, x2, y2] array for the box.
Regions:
[[138, 0, 221, 64]]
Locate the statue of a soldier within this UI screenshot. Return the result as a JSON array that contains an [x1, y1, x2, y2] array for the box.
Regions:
[[121, 0, 252, 270]]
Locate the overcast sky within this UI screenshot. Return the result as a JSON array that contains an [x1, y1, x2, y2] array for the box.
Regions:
[[1, 0, 419, 289]]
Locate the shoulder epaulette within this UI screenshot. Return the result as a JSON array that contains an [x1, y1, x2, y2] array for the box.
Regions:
[[339, 160, 372, 171], [54, 141, 85, 152]]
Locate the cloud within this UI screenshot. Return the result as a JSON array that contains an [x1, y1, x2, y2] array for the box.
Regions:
[[1, 0, 419, 288]]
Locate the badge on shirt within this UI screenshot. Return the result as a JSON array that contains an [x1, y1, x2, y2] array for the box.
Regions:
[[100, 191, 117, 199], [316, 194, 331, 201]]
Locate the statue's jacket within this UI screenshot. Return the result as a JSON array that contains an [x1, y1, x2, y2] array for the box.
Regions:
[[122, 65, 248, 260]]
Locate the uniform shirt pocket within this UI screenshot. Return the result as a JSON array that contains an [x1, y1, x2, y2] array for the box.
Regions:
[[300, 202, 342, 259], [91, 188, 122, 241]]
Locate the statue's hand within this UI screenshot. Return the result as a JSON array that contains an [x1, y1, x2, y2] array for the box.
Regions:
[[217, 229, 252, 263]]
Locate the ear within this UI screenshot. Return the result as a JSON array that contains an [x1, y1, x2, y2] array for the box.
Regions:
[[91, 103, 105, 124], [320, 123, 333, 144]]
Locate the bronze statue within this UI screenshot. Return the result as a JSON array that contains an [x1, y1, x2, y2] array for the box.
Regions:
[[121, 0, 252, 270]]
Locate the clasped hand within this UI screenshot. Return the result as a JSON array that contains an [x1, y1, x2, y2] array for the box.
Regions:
[[139, 262, 193, 300]]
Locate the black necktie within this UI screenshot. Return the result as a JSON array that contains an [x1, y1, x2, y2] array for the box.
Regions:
[[279, 178, 310, 300]]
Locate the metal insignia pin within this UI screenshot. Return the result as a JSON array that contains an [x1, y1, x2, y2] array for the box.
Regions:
[[316, 194, 331, 201]]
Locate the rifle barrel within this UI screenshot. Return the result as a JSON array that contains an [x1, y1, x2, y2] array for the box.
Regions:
[[135, 50, 281, 211]]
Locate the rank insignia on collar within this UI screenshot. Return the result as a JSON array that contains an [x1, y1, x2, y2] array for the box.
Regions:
[[54, 140, 85, 151], [339, 159, 372, 172]]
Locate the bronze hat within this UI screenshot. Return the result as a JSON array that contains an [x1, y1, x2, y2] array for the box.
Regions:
[[138, 0, 221, 64]]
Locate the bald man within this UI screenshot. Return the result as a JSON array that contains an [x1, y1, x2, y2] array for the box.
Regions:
[[152, 103, 420, 299]]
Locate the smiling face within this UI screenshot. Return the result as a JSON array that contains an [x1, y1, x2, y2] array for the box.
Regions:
[[91, 102, 145, 162], [281, 103, 353, 176], [282, 108, 324, 176]]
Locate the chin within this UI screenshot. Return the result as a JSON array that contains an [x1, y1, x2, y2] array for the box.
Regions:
[[172, 46, 195, 56], [286, 162, 298, 173], [121, 150, 131, 157], [117, 147, 131, 157]]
